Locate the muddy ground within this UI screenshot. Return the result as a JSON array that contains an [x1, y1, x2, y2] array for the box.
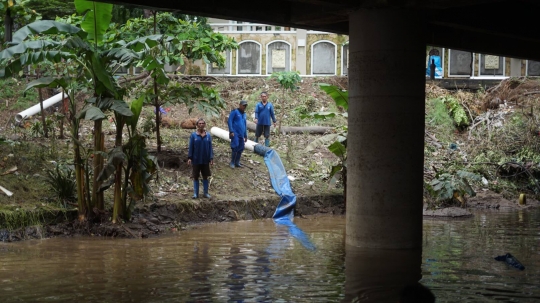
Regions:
[[0, 76, 347, 241], [2, 76, 540, 242]]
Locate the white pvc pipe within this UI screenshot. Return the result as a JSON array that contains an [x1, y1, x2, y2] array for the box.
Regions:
[[210, 126, 257, 152], [0, 185, 13, 197], [15, 92, 65, 123]]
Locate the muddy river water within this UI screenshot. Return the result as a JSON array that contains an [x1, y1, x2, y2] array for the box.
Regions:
[[1, 209, 540, 302]]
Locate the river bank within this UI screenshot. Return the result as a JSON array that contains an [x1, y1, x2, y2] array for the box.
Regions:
[[3, 76, 540, 241]]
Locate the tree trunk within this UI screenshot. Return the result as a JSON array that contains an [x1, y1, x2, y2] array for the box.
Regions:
[[74, 132, 86, 221], [92, 120, 104, 210], [246, 120, 332, 134], [36, 70, 49, 138], [112, 164, 123, 223], [59, 92, 65, 139], [112, 120, 125, 224], [152, 11, 161, 153], [154, 81, 161, 152], [4, 8, 13, 43]]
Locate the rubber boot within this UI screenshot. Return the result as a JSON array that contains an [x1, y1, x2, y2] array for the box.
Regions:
[[265, 138, 270, 147], [192, 180, 199, 199], [255, 137, 260, 143], [230, 152, 236, 168], [202, 179, 211, 198], [235, 151, 243, 167]]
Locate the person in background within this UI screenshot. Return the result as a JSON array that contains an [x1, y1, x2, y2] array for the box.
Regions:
[[254, 91, 277, 147], [228, 100, 248, 168], [187, 118, 214, 198]]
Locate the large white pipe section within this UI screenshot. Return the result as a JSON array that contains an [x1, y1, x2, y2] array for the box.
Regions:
[[210, 126, 257, 152], [15, 92, 65, 123]]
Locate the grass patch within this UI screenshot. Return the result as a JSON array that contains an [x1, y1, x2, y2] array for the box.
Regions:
[[0, 78, 39, 111], [0, 207, 71, 230]]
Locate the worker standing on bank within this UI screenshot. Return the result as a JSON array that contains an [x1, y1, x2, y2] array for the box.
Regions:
[[254, 91, 277, 147], [187, 118, 214, 198], [228, 100, 248, 168]]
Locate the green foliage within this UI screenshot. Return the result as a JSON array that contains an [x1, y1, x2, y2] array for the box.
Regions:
[[29, 120, 42, 137], [317, 83, 348, 110], [110, 4, 143, 25], [0, 209, 46, 230], [269, 71, 301, 92], [516, 147, 540, 163], [0, 78, 38, 110], [26, 0, 75, 20], [115, 12, 237, 69], [426, 97, 453, 125], [303, 83, 348, 185], [0, 12, 139, 219], [291, 95, 318, 117], [301, 84, 348, 121], [0, 0, 42, 45], [45, 164, 76, 205], [425, 97, 456, 141], [509, 114, 526, 128], [428, 170, 482, 205], [166, 83, 226, 116], [74, 0, 112, 45], [141, 116, 155, 134], [111, 12, 237, 152], [440, 96, 469, 127]]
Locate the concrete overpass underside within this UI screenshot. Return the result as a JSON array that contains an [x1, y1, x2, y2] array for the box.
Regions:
[[103, 0, 540, 249]]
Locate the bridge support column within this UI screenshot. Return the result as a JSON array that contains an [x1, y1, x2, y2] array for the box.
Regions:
[[347, 9, 425, 249]]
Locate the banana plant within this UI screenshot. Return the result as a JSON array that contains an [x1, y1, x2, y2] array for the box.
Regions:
[[302, 83, 348, 203], [0, 2, 139, 220], [98, 95, 157, 222], [113, 12, 237, 151]]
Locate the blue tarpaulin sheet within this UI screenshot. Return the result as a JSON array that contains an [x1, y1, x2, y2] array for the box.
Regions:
[[254, 145, 316, 251], [426, 55, 443, 78]]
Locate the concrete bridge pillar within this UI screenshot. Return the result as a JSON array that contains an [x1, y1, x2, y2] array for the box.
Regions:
[[347, 9, 425, 249]]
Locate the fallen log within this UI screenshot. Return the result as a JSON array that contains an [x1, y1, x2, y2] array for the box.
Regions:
[[246, 121, 333, 134]]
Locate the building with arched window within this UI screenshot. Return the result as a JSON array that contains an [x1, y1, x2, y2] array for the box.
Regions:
[[188, 18, 540, 82]]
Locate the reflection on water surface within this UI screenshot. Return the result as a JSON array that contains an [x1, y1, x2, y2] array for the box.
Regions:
[[1, 210, 540, 302]]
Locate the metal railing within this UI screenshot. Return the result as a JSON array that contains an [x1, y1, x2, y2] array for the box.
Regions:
[[209, 22, 297, 34]]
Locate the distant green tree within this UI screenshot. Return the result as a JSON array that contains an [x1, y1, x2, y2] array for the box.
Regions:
[[110, 5, 209, 28], [111, 4, 143, 25], [115, 11, 237, 152], [0, 0, 41, 45], [26, 0, 75, 20]]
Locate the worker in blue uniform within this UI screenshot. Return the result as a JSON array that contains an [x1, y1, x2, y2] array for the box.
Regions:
[[228, 100, 248, 168], [254, 91, 277, 147], [187, 118, 214, 198]]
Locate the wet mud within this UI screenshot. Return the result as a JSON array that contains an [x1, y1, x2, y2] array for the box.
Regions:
[[1, 194, 344, 242]]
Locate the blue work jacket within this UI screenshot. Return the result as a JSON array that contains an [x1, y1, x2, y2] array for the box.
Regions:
[[255, 102, 276, 125], [228, 108, 247, 138], [188, 132, 213, 165]]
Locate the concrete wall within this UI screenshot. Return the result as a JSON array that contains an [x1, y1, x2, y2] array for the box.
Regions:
[[192, 21, 540, 79]]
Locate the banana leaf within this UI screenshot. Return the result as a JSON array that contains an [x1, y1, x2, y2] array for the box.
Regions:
[[75, 0, 112, 44]]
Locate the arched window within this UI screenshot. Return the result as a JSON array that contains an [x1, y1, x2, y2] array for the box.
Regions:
[[207, 50, 231, 75], [425, 46, 444, 79], [311, 40, 336, 75], [448, 49, 473, 77], [236, 40, 261, 75], [266, 40, 291, 74]]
